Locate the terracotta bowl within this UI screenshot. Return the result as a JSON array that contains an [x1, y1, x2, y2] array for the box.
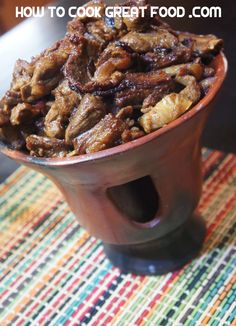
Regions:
[[0, 53, 227, 275]]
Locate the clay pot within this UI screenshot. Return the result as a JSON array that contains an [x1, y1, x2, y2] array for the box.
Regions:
[[1, 53, 227, 275]]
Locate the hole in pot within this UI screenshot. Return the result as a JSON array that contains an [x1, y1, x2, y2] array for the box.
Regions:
[[107, 176, 159, 224]]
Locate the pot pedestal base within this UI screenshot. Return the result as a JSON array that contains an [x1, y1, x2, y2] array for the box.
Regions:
[[103, 214, 206, 275]]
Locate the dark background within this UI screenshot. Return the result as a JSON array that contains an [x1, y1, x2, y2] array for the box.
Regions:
[[0, 0, 235, 180]]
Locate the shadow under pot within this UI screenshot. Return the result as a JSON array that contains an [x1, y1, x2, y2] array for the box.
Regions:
[[1, 53, 227, 275]]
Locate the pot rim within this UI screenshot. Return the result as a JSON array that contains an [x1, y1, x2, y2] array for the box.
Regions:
[[0, 52, 228, 167]]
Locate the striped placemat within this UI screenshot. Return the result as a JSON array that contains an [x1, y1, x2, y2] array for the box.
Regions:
[[0, 149, 235, 325]]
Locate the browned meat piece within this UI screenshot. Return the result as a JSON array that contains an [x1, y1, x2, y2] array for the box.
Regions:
[[4, 39, 77, 105], [178, 32, 223, 57], [121, 127, 145, 142], [121, 1, 151, 32], [112, 70, 174, 106], [0, 101, 10, 127], [67, 15, 86, 36], [64, 50, 91, 92], [115, 88, 160, 108], [116, 106, 133, 120], [120, 29, 178, 53], [120, 70, 172, 89], [10, 102, 46, 126], [1, 59, 33, 107], [11, 59, 33, 90], [0, 125, 25, 150], [3, 91, 22, 107], [68, 0, 106, 25], [65, 94, 106, 144], [7, 59, 33, 104], [66, 44, 132, 93], [35, 118, 46, 136], [44, 80, 80, 139], [94, 45, 132, 81], [20, 38, 80, 103], [26, 135, 70, 158], [0, 110, 10, 127], [142, 84, 175, 109], [86, 20, 118, 44], [143, 43, 192, 70], [67, 1, 119, 57], [21, 55, 63, 102], [73, 114, 126, 154]]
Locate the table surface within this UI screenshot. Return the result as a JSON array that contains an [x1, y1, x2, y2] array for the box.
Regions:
[[0, 0, 235, 180], [0, 149, 235, 325]]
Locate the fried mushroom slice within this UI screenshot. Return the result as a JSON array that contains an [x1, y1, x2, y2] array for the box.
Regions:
[[200, 77, 216, 95], [139, 93, 192, 133], [44, 80, 80, 139], [176, 75, 201, 104], [162, 61, 204, 80], [26, 135, 70, 158], [120, 29, 178, 53], [65, 94, 106, 144], [73, 114, 126, 154], [140, 75, 201, 133], [178, 32, 223, 57]]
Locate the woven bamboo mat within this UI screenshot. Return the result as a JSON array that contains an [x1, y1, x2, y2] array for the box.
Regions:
[[0, 149, 235, 325]]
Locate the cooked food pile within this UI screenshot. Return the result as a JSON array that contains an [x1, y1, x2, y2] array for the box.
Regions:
[[0, 0, 223, 158]]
